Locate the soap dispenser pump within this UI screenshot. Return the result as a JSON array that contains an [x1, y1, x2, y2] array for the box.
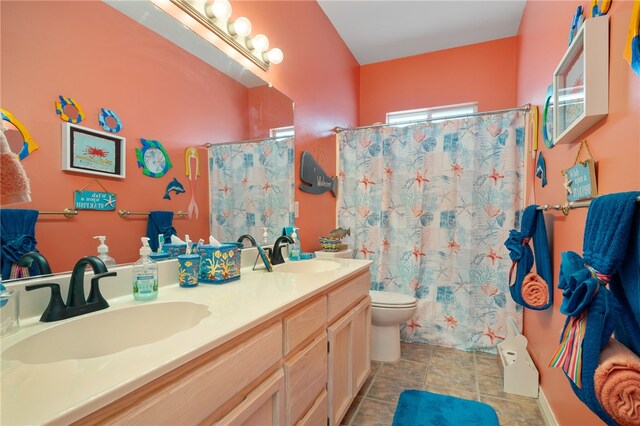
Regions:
[[94, 236, 116, 268], [289, 227, 301, 261], [132, 237, 158, 301]]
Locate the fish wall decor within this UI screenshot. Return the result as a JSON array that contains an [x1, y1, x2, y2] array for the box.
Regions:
[[299, 151, 338, 197]]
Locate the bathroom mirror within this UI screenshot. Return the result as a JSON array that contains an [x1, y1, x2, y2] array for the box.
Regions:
[[1, 0, 293, 279]]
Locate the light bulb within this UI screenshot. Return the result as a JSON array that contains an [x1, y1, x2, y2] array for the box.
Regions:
[[228, 17, 252, 37], [204, 0, 232, 20], [264, 48, 283, 64], [247, 34, 269, 52]]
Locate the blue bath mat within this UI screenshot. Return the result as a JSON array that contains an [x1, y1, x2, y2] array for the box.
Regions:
[[392, 390, 499, 426]]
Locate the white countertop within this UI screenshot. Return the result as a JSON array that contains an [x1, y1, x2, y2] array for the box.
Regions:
[[0, 257, 371, 425]]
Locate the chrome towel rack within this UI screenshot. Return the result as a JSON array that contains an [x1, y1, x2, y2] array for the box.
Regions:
[[39, 208, 78, 218], [537, 196, 640, 215]]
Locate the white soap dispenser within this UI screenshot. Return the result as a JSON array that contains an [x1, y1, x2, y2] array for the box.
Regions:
[[94, 236, 117, 268], [132, 237, 158, 301]]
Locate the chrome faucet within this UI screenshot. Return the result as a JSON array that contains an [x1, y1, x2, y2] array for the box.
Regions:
[[271, 235, 293, 265], [25, 256, 116, 322]]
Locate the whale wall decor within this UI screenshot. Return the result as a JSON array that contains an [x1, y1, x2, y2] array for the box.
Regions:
[[299, 151, 337, 197]]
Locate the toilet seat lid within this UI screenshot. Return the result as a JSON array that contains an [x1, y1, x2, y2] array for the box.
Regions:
[[369, 290, 417, 306]]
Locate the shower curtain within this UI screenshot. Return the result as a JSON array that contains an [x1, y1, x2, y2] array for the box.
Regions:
[[208, 137, 295, 244], [337, 112, 525, 352]]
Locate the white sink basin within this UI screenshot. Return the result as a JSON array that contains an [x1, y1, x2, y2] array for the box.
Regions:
[[2, 301, 210, 364], [274, 259, 341, 274]]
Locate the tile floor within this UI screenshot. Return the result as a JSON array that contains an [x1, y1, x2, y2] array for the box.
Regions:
[[342, 342, 546, 425]]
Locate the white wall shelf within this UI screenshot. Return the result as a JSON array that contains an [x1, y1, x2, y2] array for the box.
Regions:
[[553, 15, 609, 145]]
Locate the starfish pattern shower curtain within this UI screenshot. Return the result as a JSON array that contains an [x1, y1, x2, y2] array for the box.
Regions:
[[209, 137, 295, 243], [337, 112, 525, 352]]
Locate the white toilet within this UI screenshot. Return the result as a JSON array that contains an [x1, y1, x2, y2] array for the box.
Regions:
[[369, 290, 418, 362]]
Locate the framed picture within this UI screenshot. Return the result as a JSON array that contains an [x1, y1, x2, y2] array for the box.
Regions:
[[552, 15, 609, 145], [62, 123, 126, 178]]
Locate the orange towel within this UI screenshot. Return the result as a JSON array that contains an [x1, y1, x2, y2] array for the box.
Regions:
[[521, 272, 549, 308], [0, 126, 30, 205], [595, 339, 640, 426]]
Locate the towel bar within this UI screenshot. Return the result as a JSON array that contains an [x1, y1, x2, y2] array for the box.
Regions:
[[537, 195, 640, 215], [118, 209, 187, 218], [39, 208, 78, 218]]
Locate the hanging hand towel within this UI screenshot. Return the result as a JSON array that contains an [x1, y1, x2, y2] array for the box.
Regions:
[[0, 124, 31, 205], [0, 209, 40, 279], [146, 211, 177, 252], [550, 191, 640, 426], [605, 202, 640, 362], [504, 204, 553, 310]]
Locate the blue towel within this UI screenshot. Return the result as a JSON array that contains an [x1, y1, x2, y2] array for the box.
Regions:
[[557, 251, 621, 426], [146, 211, 177, 252], [504, 204, 553, 310], [555, 192, 640, 425], [0, 209, 39, 279], [609, 202, 640, 356]]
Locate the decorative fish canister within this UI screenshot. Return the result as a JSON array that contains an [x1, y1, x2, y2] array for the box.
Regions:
[[329, 227, 350, 240]]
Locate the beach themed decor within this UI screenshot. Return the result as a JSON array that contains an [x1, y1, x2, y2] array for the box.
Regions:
[[299, 151, 338, 197], [542, 84, 554, 148], [0, 108, 38, 161], [591, 0, 612, 17], [74, 179, 116, 211], [197, 242, 241, 284], [392, 390, 499, 426], [185, 147, 199, 219], [136, 138, 172, 178], [624, 0, 640, 76], [178, 254, 200, 287], [98, 108, 123, 133], [62, 123, 126, 178], [536, 152, 547, 187], [163, 177, 185, 200], [55, 95, 86, 124], [561, 140, 597, 202]]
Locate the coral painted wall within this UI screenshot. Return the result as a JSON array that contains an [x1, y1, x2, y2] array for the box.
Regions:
[[1, 0, 359, 269], [1, 1, 248, 272], [359, 37, 518, 125], [231, 1, 360, 250], [516, 1, 640, 424]]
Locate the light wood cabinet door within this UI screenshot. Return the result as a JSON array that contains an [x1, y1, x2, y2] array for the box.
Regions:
[[327, 311, 354, 426], [216, 369, 286, 426], [352, 296, 371, 393], [296, 390, 327, 426], [285, 332, 328, 425]]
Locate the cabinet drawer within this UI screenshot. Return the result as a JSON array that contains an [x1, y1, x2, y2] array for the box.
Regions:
[[327, 272, 370, 323], [296, 389, 327, 426], [284, 296, 327, 355], [285, 332, 328, 425], [216, 369, 285, 426], [94, 322, 283, 425]]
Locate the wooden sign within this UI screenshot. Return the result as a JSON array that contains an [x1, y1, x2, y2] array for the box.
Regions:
[[299, 151, 338, 197], [74, 190, 117, 211], [564, 160, 597, 202], [562, 141, 598, 202]]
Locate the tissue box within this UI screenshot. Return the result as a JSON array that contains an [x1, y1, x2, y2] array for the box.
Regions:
[[197, 242, 242, 284], [162, 243, 187, 258]]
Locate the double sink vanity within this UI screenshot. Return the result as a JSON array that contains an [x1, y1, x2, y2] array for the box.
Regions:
[[1, 253, 372, 425]]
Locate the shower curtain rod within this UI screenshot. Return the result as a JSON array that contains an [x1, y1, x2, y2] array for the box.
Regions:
[[202, 135, 291, 148], [332, 104, 531, 133], [537, 196, 640, 215]]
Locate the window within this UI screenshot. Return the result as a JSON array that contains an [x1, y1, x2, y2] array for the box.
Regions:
[[270, 125, 295, 138], [386, 102, 478, 126]]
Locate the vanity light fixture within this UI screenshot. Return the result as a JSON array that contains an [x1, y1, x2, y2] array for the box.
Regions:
[[170, 0, 283, 71]]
